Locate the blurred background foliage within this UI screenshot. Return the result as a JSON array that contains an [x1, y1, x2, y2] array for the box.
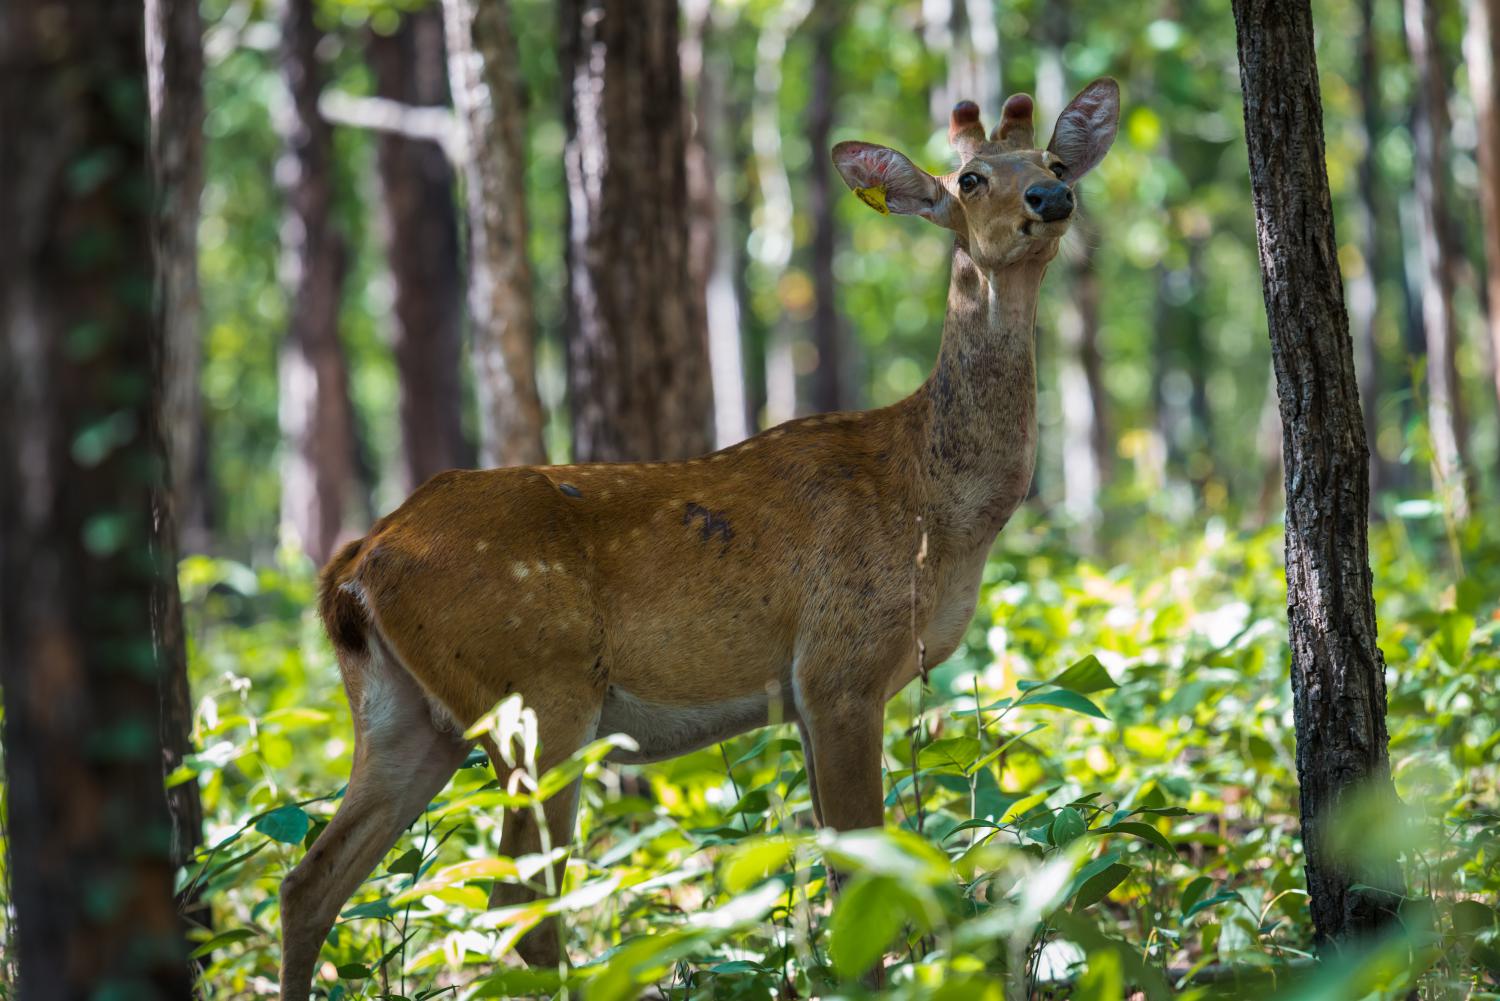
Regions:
[[11, 0, 1500, 997]]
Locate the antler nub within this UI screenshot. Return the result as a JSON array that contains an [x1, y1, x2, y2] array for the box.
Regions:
[[991, 93, 1035, 150], [948, 100, 987, 158]]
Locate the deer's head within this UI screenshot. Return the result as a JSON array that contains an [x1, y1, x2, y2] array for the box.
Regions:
[[832, 78, 1119, 271]]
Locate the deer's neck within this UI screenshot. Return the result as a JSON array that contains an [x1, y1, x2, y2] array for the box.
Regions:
[[914, 243, 1044, 545]]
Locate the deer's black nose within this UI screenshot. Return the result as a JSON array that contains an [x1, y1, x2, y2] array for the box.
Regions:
[[1023, 182, 1074, 222]]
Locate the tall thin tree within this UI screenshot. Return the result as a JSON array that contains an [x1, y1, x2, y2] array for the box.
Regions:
[[1467, 0, 1500, 422], [369, 7, 473, 490], [1404, 0, 1470, 517], [806, 0, 847, 413], [0, 0, 195, 994], [277, 0, 359, 564], [443, 0, 548, 468], [1231, 0, 1404, 944], [561, 0, 716, 461]]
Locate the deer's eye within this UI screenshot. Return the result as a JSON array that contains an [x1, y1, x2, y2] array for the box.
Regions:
[[958, 172, 985, 194], [1050, 161, 1068, 179]]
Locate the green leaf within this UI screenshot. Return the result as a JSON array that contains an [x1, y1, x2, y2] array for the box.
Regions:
[[728, 787, 771, 816], [1051, 807, 1087, 847], [387, 848, 423, 876], [1179, 876, 1213, 918], [1015, 689, 1109, 720], [189, 927, 256, 958], [918, 736, 981, 774], [335, 964, 372, 980], [828, 876, 908, 981], [1096, 821, 1175, 854], [254, 804, 310, 844], [1049, 655, 1119, 694], [1072, 862, 1131, 911]]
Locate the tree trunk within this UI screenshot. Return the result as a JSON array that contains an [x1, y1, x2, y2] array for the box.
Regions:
[[369, 8, 473, 491], [0, 0, 195, 994], [684, 0, 750, 447], [1403, 0, 1470, 518], [1230, 0, 1404, 945], [1350, 0, 1388, 492], [277, 0, 358, 566], [146, 0, 210, 554], [561, 0, 716, 462], [806, 0, 845, 413], [1467, 0, 1500, 422], [145, 0, 207, 914], [442, 0, 547, 468]]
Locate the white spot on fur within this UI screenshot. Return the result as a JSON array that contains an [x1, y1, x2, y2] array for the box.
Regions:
[[512, 562, 530, 579]]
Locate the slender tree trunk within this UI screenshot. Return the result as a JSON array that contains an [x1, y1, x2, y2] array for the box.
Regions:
[[1403, 0, 1470, 518], [561, 0, 715, 461], [0, 0, 195, 994], [369, 9, 473, 491], [751, 0, 812, 426], [144, 0, 207, 937], [1350, 0, 1388, 492], [684, 0, 750, 447], [1231, 0, 1404, 945], [277, 0, 357, 565], [442, 0, 547, 468], [1467, 0, 1500, 422], [806, 0, 845, 413]]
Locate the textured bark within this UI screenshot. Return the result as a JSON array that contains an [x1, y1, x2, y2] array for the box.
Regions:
[[442, 0, 547, 468], [1467, 0, 1500, 420], [277, 0, 357, 566], [144, 0, 207, 912], [0, 0, 195, 995], [1231, 0, 1403, 945], [1403, 0, 1470, 517], [369, 9, 473, 491], [561, 0, 716, 461], [806, 0, 845, 413]]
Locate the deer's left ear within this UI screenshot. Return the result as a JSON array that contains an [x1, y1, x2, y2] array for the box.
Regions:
[[1046, 78, 1120, 184]]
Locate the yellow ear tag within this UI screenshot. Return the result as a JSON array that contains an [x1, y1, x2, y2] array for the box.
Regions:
[[854, 185, 890, 214]]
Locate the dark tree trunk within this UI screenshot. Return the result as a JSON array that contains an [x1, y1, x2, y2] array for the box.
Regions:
[[146, 0, 210, 554], [806, 0, 845, 413], [277, 0, 357, 566], [1230, 0, 1404, 945], [145, 0, 207, 916], [369, 8, 473, 491], [0, 1, 195, 995], [442, 0, 547, 468], [1467, 0, 1500, 421], [1403, 0, 1470, 517], [561, 0, 715, 462]]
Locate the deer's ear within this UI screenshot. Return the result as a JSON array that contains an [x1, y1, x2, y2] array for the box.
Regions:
[[832, 141, 959, 228], [1046, 78, 1120, 184]]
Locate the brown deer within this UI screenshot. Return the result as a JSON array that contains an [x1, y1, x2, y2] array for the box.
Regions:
[[278, 79, 1119, 998]]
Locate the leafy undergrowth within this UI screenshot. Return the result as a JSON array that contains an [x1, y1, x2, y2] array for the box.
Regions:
[[173, 508, 1500, 1000]]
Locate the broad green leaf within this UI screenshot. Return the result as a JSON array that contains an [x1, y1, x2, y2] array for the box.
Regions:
[[189, 927, 256, 958], [1052, 807, 1087, 846], [1049, 655, 1120, 694], [387, 848, 423, 876], [1096, 821, 1176, 854], [720, 835, 800, 893], [1072, 862, 1131, 911], [828, 876, 908, 981], [1016, 689, 1109, 720], [918, 736, 981, 774], [254, 804, 310, 844], [335, 964, 371, 980]]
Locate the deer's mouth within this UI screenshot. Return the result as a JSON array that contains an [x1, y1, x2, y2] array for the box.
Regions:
[[1020, 219, 1069, 238]]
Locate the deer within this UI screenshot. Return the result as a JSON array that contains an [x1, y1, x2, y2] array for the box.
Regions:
[[278, 78, 1119, 999]]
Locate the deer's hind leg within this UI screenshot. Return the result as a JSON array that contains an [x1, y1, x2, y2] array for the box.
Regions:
[[279, 638, 470, 1001]]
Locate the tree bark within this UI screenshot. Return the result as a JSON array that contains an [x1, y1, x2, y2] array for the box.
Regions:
[[442, 0, 547, 468], [369, 8, 473, 491], [0, 0, 195, 995], [144, 0, 207, 916], [561, 0, 716, 462], [1403, 0, 1470, 518], [1467, 0, 1500, 422], [1350, 0, 1388, 492], [1231, 0, 1404, 945], [276, 0, 357, 566], [806, 0, 845, 413]]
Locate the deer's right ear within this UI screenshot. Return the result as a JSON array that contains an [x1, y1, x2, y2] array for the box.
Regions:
[[832, 141, 959, 229]]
